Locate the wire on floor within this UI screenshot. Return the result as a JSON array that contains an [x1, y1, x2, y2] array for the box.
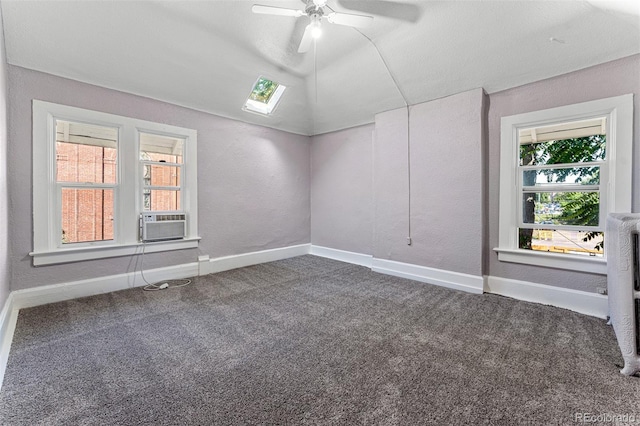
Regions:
[[139, 241, 191, 291]]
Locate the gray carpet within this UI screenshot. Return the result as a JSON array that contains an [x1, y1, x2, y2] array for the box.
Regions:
[[0, 255, 638, 425]]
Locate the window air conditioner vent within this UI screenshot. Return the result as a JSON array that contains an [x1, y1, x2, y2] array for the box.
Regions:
[[140, 213, 186, 242]]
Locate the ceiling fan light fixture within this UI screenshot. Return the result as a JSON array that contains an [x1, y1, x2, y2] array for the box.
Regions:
[[310, 15, 322, 39], [252, 2, 373, 52]]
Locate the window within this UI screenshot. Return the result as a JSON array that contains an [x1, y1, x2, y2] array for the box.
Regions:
[[32, 101, 199, 266], [242, 76, 286, 116], [56, 120, 117, 245], [496, 95, 633, 274], [518, 118, 606, 256], [140, 133, 184, 212]]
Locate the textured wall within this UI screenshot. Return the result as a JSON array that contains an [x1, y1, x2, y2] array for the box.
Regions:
[[0, 8, 9, 308], [372, 107, 410, 261], [7, 54, 638, 295], [311, 124, 374, 254], [8, 66, 310, 291], [487, 54, 640, 292], [373, 89, 486, 276]]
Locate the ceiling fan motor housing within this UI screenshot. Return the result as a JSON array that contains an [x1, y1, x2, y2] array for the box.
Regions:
[[305, 3, 324, 17]]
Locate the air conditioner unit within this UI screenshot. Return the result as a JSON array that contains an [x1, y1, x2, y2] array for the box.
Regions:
[[140, 213, 186, 242], [606, 213, 640, 376]]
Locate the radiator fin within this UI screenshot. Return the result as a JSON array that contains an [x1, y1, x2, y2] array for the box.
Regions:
[[636, 299, 640, 356], [634, 233, 640, 291], [606, 213, 640, 375]]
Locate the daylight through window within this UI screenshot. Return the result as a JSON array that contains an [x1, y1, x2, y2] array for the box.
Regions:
[[56, 120, 118, 245], [496, 94, 632, 274], [518, 118, 606, 257], [32, 101, 199, 266], [243, 76, 286, 115], [140, 133, 184, 212]]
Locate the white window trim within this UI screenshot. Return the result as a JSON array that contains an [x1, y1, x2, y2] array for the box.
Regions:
[[31, 100, 199, 266], [495, 94, 633, 275]]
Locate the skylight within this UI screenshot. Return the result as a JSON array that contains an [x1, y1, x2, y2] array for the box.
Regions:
[[243, 76, 286, 116]]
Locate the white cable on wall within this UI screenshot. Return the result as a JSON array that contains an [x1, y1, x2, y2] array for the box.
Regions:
[[352, 26, 413, 244]]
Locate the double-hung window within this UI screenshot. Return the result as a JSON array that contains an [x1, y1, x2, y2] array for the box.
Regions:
[[496, 95, 633, 274], [32, 101, 198, 266], [140, 132, 184, 212], [56, 120, 118, 245]]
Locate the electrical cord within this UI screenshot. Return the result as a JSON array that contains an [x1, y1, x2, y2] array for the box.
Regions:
[[348, 20, 413, 243], [139, 241, 192, 291]]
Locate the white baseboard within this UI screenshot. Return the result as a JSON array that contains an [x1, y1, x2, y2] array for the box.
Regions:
[[11, 262, 199, 311], [371, 258, 484, 294], [0, 261, 199, 391], [485, 276, 608, 319], [205, 244, 311, 275], [0, 244, 610, 391], [0, 293, 18, 390], [310, 245, 373, 268], [10, 244, 312, 310]]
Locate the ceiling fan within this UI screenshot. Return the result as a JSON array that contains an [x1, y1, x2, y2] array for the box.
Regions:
[[252, 0, 373, 53]]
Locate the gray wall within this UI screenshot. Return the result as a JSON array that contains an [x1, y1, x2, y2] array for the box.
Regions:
[[7, 54, 639, 295], [311, 124, 374, 254], [311, 88, 486, 278], [374, 89, 486, 276], [311, 55, 640, 293], [487, 54, 640, 293], [0, 8, 9, 307], [8, 66, 310, 291]]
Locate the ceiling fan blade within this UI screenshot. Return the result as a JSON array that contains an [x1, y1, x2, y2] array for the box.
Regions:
[[326, 12, 373, 27], [336, 0, 420, 23], [252, 5, 304, 17], [298, 24, 314, 53]]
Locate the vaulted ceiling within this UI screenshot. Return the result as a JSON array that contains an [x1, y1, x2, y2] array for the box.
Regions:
[[2, 0, 639, 135]]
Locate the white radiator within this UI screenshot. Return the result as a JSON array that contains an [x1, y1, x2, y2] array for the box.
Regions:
[[606, 213, 640, 376]]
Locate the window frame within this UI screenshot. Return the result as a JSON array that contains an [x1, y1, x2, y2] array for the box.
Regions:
[[54, 119, 121, 249], [495, 94, 633, 275], [31, 100, 199, 266], [138, 130, 185, 213]]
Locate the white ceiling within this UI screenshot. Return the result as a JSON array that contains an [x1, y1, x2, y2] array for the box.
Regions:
[[2, 0, 639, 136]]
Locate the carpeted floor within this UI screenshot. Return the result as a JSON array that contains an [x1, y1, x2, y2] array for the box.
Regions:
[[0, 255, 638, 425]]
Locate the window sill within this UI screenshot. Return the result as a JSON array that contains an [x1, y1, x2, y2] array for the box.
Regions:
[[494, 247, 606, 275], [30, 237, 201, 266]]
